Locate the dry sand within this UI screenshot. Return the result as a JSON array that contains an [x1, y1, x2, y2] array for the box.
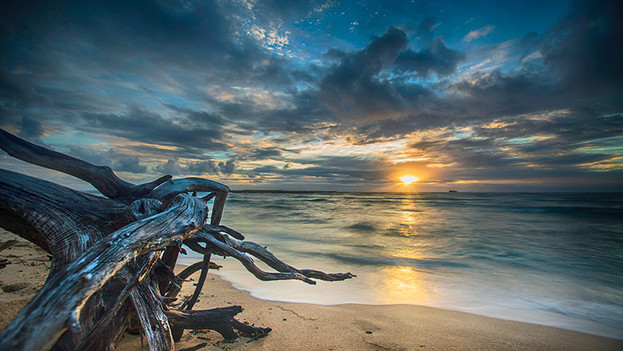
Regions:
[[0, 228, 620, 350]]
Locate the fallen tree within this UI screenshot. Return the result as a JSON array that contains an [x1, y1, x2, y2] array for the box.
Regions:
[[0, 128, 354, 350]]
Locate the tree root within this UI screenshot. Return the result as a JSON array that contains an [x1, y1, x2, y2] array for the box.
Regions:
[[188, 228, 355, 283], [0, 128, 352, 350], [167, 306, 271, 341]]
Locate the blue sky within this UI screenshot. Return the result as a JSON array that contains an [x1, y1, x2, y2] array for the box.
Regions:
[[0, 0, 621, 192]]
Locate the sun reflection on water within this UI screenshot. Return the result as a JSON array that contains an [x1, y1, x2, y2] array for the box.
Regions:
[[398, 210, 417, 236], [391, 245, 432, 261], [393, 196, 422, 237], [371, 195, 440, 304], [373, 266, 434, 304]]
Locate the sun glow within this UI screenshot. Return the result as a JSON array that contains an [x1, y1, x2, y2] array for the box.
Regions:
[[400, 175, 420, 186]]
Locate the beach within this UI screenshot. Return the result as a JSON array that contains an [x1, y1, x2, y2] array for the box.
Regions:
[[0, 229, 620, 351]]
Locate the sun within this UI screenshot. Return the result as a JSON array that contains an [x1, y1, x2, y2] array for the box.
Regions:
[[399, 175, 420, 186]]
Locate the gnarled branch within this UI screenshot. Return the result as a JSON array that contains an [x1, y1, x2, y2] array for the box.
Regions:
[[166, 306, 271, 341], [0, 128, 354, 350], [0, 128, 170, 202], [0, 194, 206, 351], [131, 281, 175, 351], [187, 232, 317, 285], [200, 226, 355, 282]]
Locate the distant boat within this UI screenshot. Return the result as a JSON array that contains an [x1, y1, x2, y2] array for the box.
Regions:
[[448, 190, 458, 193]]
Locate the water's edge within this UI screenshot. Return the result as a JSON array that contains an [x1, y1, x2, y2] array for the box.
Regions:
[[176, 258, 622, 340], [180, 192, 622, 339]]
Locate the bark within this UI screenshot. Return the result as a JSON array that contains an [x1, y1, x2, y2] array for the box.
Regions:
[[130, 281, 175, 351], [0, 194, 206, 350], [74, 255, 157, 351]]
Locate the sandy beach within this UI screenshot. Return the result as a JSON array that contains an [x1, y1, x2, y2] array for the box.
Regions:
[[0, 228, 620, 351]]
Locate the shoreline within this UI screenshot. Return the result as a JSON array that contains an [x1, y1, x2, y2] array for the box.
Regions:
[[181, 255, 623, 340], [131, 264, 624, 351], [0, 229, 621, 350]]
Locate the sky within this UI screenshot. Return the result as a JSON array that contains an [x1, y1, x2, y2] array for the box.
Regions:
[[0, 0, 621, 192]]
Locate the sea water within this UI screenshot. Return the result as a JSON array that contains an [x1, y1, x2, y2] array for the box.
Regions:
[[179, 192, 622, 339]]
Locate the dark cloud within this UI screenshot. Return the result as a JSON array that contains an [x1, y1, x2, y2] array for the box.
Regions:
[[0, 0, 291, 115], [540, 0, 622, 98], [111, 156, 147, 174], [410, 137, 622, 191], [66, 146, 147, 174], [394, 37, 465, 78], [216, 91, 337, 134], [155, 159, 181, 175], [79, 106, 228, 155], [256, 94, 336, 132], [407, 111, 622, 182], [451, 70, 554, 117], [219, 159, 236, 175], [0, 0, 236, 70], [211, 146, 291, 164], [248, 147, 283, 160], [411, 137, 514, 169], [414, 17, 437, 39], [315, 25, 467, 124], [354, 0, 621, 147], [318, 27, 409, 121], [164, 104, 228, 128], [456, 0, 621, 114], [17, 116, 44, 140], [0, 69, 54, 109], [250, 155, 391, 184], [155, 158, 235, 176]]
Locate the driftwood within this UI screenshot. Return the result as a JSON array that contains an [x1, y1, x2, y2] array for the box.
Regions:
[[0, 129, 353, 350]]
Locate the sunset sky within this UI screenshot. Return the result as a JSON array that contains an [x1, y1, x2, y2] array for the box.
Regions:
[[0, 0, 621, 192]]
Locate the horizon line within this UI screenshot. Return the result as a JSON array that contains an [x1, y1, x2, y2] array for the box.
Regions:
[[229, 189, 622, 194]]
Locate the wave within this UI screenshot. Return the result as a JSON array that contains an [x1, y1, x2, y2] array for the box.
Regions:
[[344, 222, 378, 233], [318, 252, 473, 270], [211, 191, 622, 339]]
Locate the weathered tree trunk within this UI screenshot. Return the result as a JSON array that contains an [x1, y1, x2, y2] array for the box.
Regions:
[[0, 128, 353, 350]]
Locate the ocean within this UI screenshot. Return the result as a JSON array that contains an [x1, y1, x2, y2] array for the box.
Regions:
[[179, 192, 623, 339]]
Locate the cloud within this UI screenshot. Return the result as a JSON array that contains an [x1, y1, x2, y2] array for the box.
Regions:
[[78, 106, 229, 155], [164, 104, 228, 128], [0, 0, 297, 111], [67, 146, 147, 174], [405, 109, 622, 182], [394, 37, 466, 78], [452, 0, 621, 120], [215, 90, 336, 134], [462, 25, 496, 42], [111, 156, 147, 174], [155, 158, 236, 176], [250, 155, 391, 184], [539, 0, 622, 98], [0, 0, 619, 191], [414, 17, 438, 39], [17, 116, 44, 140], [317, 27, 409, 121], [248, 147, 284, 160], [314, 26, 467, 124]]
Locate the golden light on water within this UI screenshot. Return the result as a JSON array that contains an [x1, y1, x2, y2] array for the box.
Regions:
[[374, 266, 433, 304], [399, 175, 420, 186]]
